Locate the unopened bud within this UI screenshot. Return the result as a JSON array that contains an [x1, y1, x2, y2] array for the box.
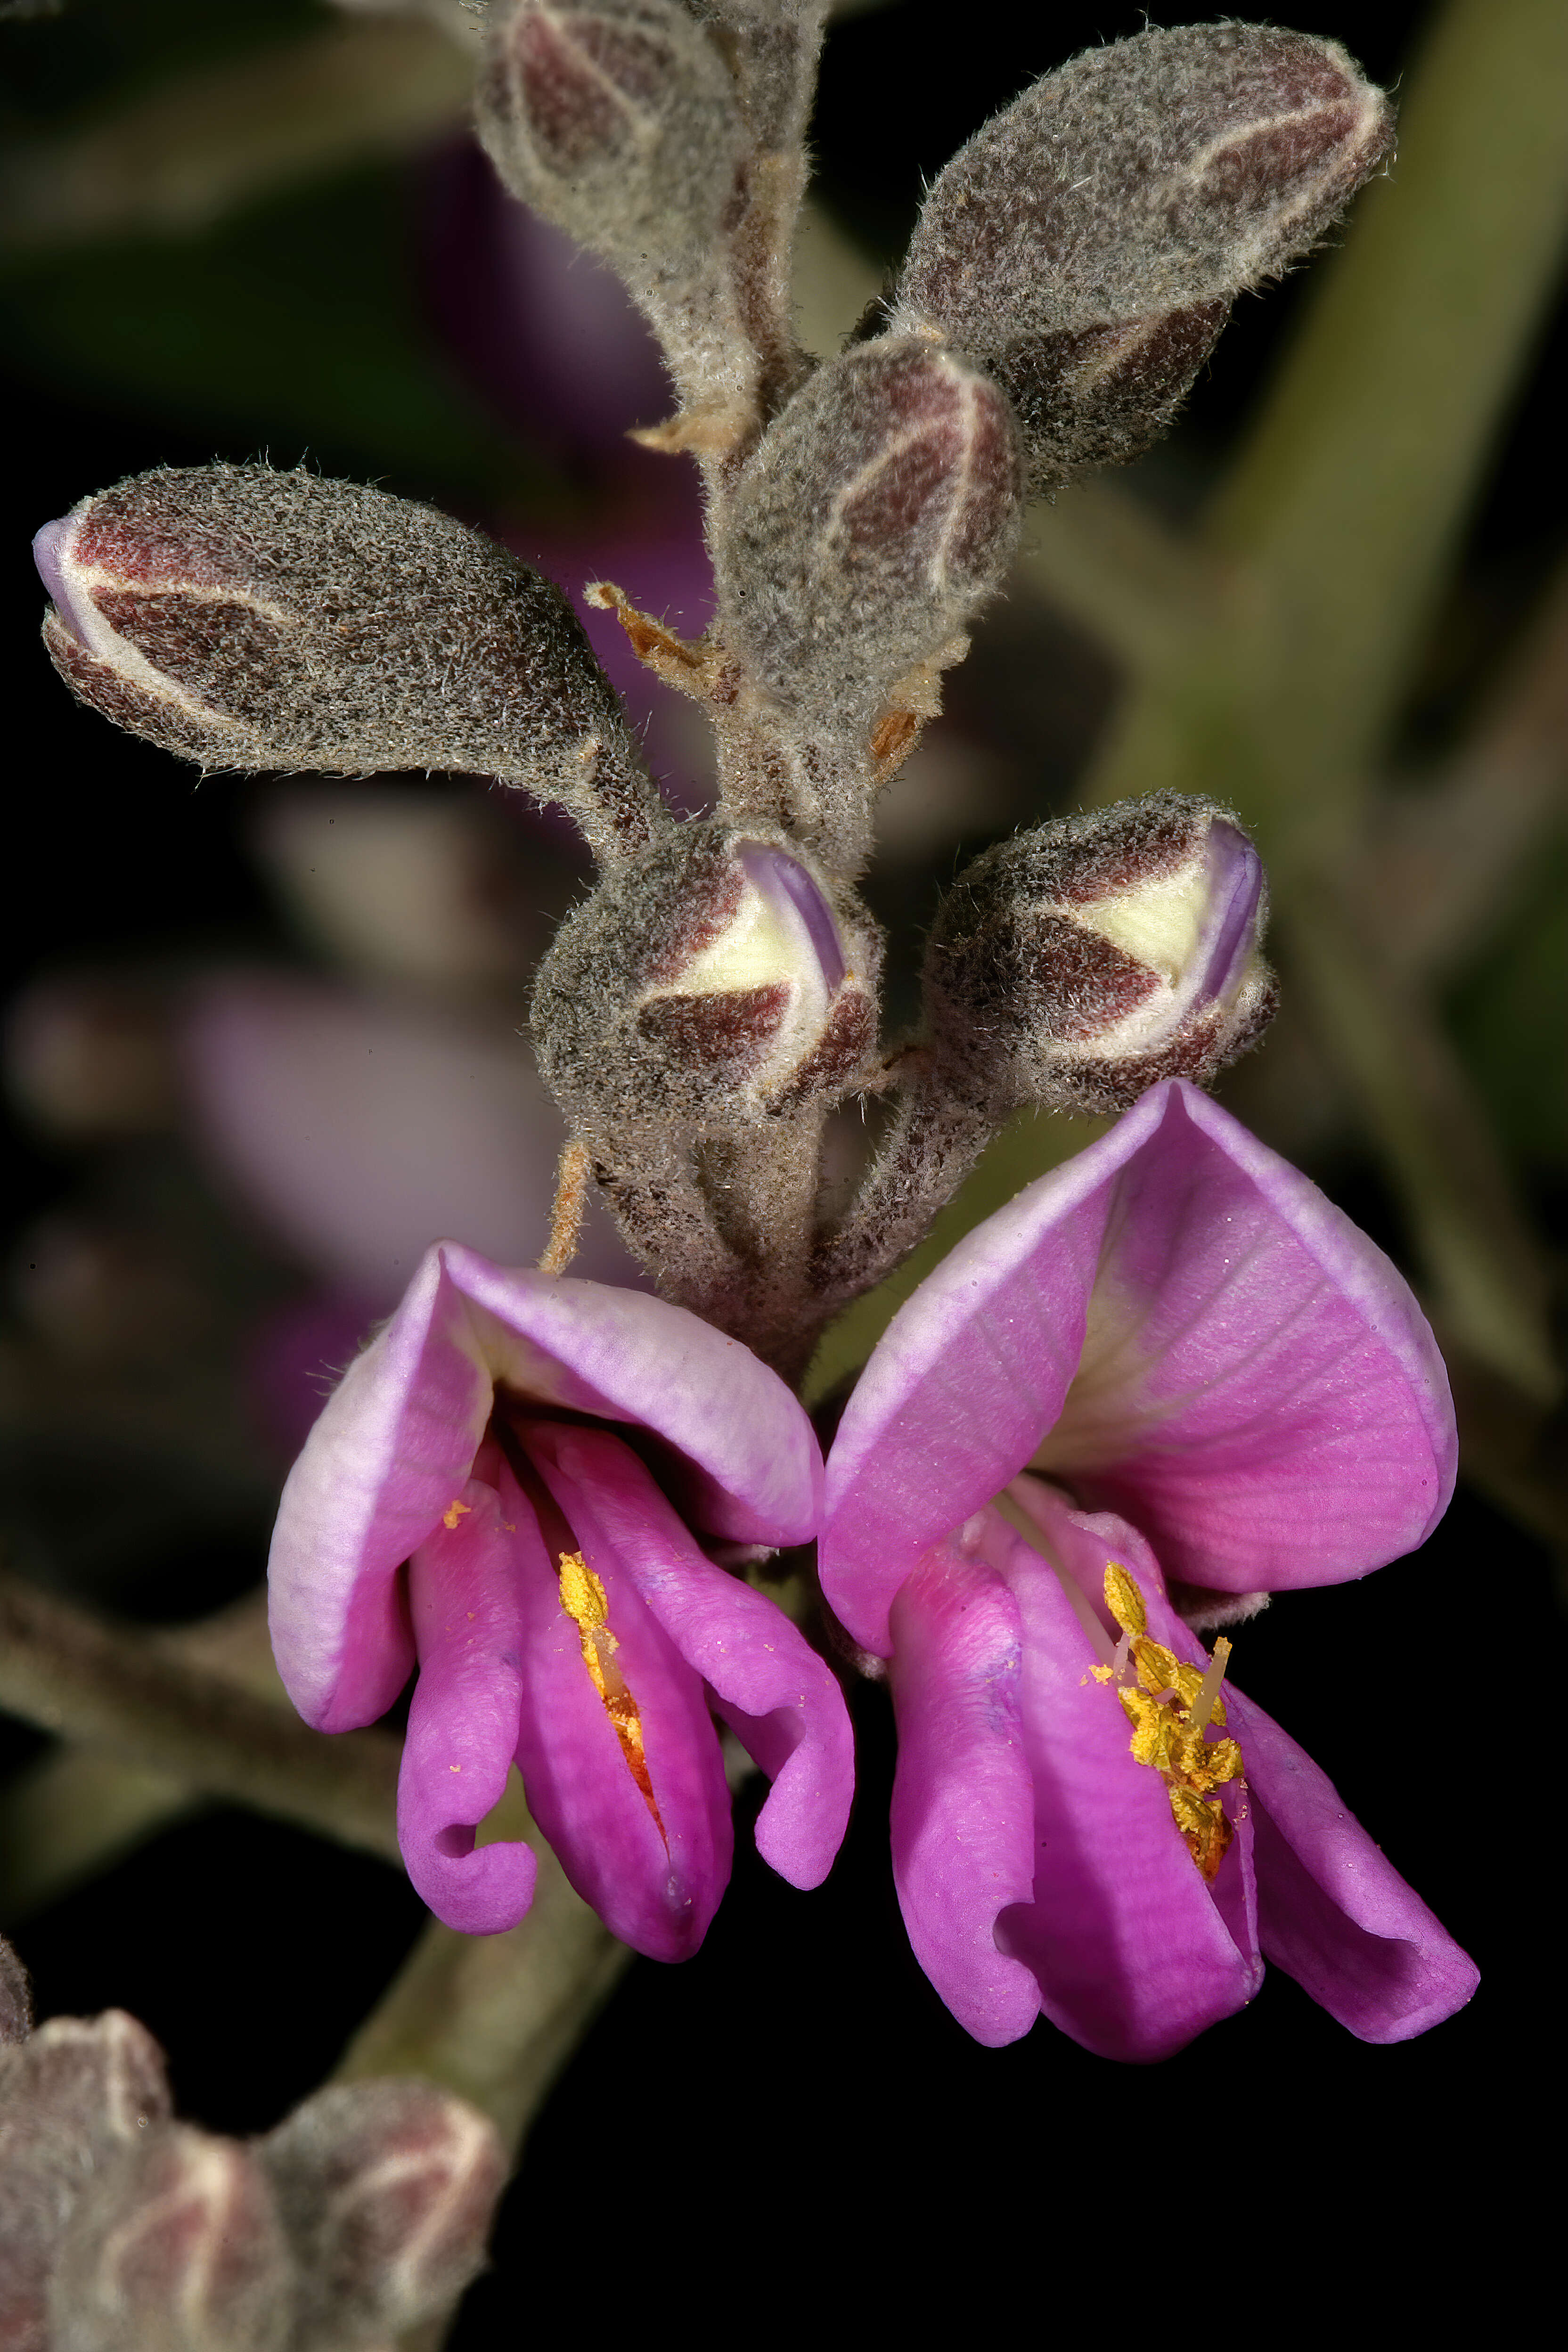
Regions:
[[893, 24, 1394, 491], [49, 2125, 294, 2352], [260, 2080, 505, 2349], [923, 795, 1274, 1115], [534, 825, 878, 1138], [715, 335, 1022, 737], [37, 465, 648, 850], [477, 0, 745, 269], [0, 2011, 172, 2344]]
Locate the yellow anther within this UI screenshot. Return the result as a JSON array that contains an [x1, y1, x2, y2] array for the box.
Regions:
[[1101, 1564, 1242, 1883], [558, 1550, 610, 1636], [557, 1552, 665, 1839], [1166, 1783, 1233, 1882], [442, 1498, 472, 1531], [1131, 1635, 1182, 1698], [1104, 1562, 1147, 1637]]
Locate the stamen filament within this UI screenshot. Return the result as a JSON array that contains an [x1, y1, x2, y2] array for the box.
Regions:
[[1186, 1635, 1232, 1739]]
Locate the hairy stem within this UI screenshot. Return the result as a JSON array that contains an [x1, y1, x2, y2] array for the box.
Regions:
[[0, 1569, 401, 1862]]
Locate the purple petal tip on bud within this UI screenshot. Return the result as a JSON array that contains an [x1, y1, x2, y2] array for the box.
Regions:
[[923, 793, 1275, 1117]]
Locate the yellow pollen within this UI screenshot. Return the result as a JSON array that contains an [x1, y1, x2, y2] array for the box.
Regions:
[[442, 1499, 472, 1531], [1102, 1564, 1242, 1883], [557, 1552, 665, 1839]]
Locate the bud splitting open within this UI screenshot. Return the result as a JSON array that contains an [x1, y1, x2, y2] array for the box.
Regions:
[[533, 825, 878, 1143], [923, 794, 1275, 1116]]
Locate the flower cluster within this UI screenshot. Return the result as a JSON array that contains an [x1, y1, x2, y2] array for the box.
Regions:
[[269, 1081, 1475, 2058], [30, 0, 1475, 2151]]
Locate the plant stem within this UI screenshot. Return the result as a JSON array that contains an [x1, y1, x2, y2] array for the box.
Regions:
[[0, 1569, 401, 1862], [333, 1793, 629, 2157]]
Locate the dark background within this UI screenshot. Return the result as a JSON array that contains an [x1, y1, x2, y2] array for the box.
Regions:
[[0, 2, 1552, 2330]]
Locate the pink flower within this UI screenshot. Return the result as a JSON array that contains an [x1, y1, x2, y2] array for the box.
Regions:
[[820, 1080, 1477, 2060], [269, 1244, 852, 1960]]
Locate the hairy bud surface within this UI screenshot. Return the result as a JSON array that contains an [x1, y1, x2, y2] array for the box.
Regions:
[[715, 335, 1022, 735], [37, 465, 635, 811], [49, 2126, 294, 2352], [924, 794, 1275, 1115], [894, 24, 1394, 491], [0, 2010, 173, 2350], [260, 2080, 505, 2350], [534, 826, 878, 1138], [478, 0, 745, 267]]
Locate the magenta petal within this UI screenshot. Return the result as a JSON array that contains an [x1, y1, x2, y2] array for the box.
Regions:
[[886, 1545, 1041, 2048], [822, 1081, 1455, 1653], [271, 1239, 823, 1731], [527, 1422, 854, 1890], [437, 1243, 821, 1546], [981, 1506, 1262, 2063], [501, 1455, 732, 1962], [269, 1250, 492, 1730], [1037, 1085, 1455, 1594], [822, 1100, 1138, 1654], [398, 1480, 538, 1935], [1223, 1684, 1479, 2042]]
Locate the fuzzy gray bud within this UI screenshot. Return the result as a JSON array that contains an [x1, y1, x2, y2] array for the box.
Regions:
[[0, 2010, 172, 2349], [893, 24, 1394, 492], [923, 794, 1275, 1116], [477, 0, 746, 269], [714, 335, 1022, 737], [48, 2126, 294, 2352], [534, 826, 878, 1140], [259, 2080, 505, 2351], [37, 465, 655, 856]]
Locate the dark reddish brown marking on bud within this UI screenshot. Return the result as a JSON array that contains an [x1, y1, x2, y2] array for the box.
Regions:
[[92, 590, 289, 702], [74, 505, 247, 594], [1023, 917, 1160, 1042], [946, 385, 1026, 575], [839, 429, 960, 555], [639, 848, 747, 987], [42, 617, 242, 760], [517, 12, 630, 167], [768, 987, 877, 1108], [1192, 103, 1372, 215], [637, 983, 791, 1076]]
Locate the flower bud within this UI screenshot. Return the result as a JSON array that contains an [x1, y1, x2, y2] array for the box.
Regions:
[[714, 335, 1022, 738], [37, 465, 652, 855], [259, 2080, 505, 2350], [48, 2126, 294, 2352], [923, 795, 1275, 1116], [0, 2011, 172, 2345], [477, 0, 746, 269], [534, 825, 878, 1139], [892, 25, 1394, 492]]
